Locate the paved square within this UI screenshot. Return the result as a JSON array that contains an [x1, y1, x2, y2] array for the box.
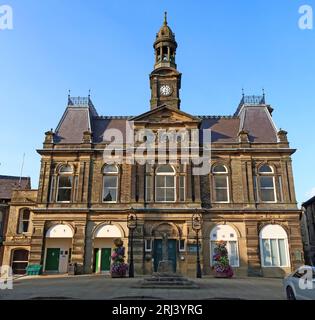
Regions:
[[0, 275, 285, 300]]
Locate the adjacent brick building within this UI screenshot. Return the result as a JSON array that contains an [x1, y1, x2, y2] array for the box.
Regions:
[[1, 14, 304, 277]]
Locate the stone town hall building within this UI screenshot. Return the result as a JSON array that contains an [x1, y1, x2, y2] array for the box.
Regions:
[[2, 15, 303, 278]]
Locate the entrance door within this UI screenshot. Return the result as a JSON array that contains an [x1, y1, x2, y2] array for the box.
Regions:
[[153, 240, 163, 272], [100, 248, 111, 272], [153, 239, 177, 273], [167, 240, 177, 273], [45, 248, 60, 272]]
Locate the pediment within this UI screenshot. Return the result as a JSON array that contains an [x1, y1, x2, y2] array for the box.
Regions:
[[130, 105, 200, 125]]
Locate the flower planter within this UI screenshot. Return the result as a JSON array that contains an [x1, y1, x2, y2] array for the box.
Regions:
[[111, 273, 127, 278], [214, 271, 233, 278]]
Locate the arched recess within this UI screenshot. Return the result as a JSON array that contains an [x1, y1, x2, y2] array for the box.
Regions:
[[92, 223, 124, 274], [210, 224, 240, 267], [259, 224, 290, 268], [44, 224, 74, 274]]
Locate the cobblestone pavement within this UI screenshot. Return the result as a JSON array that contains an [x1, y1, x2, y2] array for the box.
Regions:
[[0, 275, 285, 300]]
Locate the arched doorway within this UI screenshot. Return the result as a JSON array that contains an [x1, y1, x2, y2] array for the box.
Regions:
[[44, 224, 73, 273], [210, 225, 240, 267], [151, 223, 180, 273], [93, 224, 122, 273], [11, 249, 29, 275]]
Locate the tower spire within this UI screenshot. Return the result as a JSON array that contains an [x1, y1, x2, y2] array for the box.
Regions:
[[164, 11, 168, 25]]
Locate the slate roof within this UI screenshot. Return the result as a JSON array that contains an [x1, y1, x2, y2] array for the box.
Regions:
[[53, 96, 279, 145], [0, 176, 31, 200]]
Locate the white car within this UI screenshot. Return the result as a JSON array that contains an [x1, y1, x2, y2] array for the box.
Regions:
[[283, 266, 315, 300]]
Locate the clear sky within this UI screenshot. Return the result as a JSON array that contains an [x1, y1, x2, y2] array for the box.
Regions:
[[0, 0, 314, 205]]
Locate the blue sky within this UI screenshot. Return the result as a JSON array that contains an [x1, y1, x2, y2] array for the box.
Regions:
[[0, 0, 314, 205]]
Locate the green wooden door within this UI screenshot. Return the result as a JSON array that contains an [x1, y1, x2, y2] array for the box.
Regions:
[[100, 248, 111, 271], [168, 240, 177, 273], [153, 240, 163, 272], [153, 240, 177, 272], [45, 248, 60, 271]]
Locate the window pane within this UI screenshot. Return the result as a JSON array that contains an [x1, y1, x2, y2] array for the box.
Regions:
[[260, 176, 274, 188], [270, 239, 279, 267], [216, 189, 228, 202], [260, 189, 275, 202], [103, 165, 118, 174], [213, 165, 227, 173], [215, 176, 227, 188], [103, 188, 117, 202], [156, 188, 164, 202], [156, 176, 164, 188], [22, 221, 29, 233], [210, 241, 217, 265], [259, 164, 273, 174], [57, 188, 71, 202], [179, 176, 185, 201], [262, 239, 272, 266], [228, 241, 238, 267], [166, 176, 175, 188], [59, 176, 72, 188], [59, 165, 73, 173], [278, 239, 287, 266], [104, 176, 117, 188], [165, 188, 175, 202], [156, 165, 174, 174]]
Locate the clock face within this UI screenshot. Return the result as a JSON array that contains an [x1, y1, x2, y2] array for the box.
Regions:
[[160, 85, 172, 96]]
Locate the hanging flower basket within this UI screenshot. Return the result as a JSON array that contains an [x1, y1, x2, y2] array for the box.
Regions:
[[212, 241, 234, 278], [110, 238, 128, 278]]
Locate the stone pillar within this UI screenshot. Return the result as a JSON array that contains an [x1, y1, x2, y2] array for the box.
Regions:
[[245, 221, 262, 276], [286, 159, 297, 204], [37, 158, 52, 204], [288, 217, 304, 269], [29, 221, 45, 265], [72, 222, 87, 274]]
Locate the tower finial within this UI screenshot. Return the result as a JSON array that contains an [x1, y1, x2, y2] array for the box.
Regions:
[[164, 11, 168, 25]]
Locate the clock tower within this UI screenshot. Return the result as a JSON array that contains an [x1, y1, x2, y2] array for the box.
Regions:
[[150, 12, 182, 110]]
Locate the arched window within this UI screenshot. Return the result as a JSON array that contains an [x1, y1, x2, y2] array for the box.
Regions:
[[57, 165, 73, 202], [17, 209, 30, 234], [212, 165, 229, 203], [155, 165, 176, 202], [260, 224, 290, 267], [103, 165, 119, 202], [256, 164, 276, 202], [210, 225, 239, 267], [11, 249, 29, 275]]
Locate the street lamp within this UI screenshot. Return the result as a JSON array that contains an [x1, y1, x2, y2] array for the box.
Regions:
[[192, 212, 202, 279], [127, 211, 137, 278]]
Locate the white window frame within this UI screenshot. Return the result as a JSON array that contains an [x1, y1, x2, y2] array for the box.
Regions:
[[155, 165, 176, 203], [145, 239, 152, 252], [56, 165, 73, 203], [18, 209, 30, 234], [179, 239, 186, 252], [260, 225, 290, 268], [179, 175, 186, 202], [102, 165, 119, 203], [212, 165, 230, 203], [258, 165, 277, 203]]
